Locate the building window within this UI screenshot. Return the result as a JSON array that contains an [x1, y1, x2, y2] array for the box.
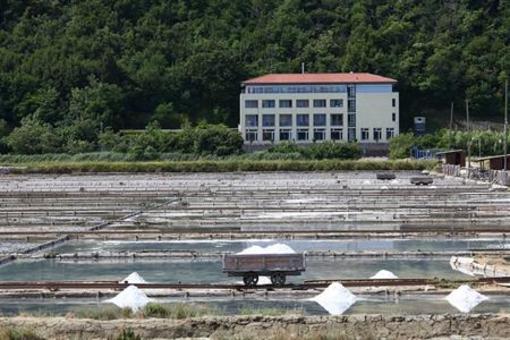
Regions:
[[330, 99, 343, 108], [331, 128, 343, 141], [331, 114, 343, 126], [347, 114, 356, 128], [262, 100, 275, 108], [386, 128, 395, 140], [313, 99, 327, 108], [392, 98, 396, 107], [347, 85, 356, 97], [373, 128, 382, 142], [348, 99, 356, 112], [313, 113, 326, 127], [245, 129, 258, 142], [313, 128, 325, 141], [280, 129, 292, 141], [361, 128, 369, 141], [392, 113, 396, 122], [279, 114, 292, 127], [245, 115, 258, 127], [262, 114, 275, 127], [297, 128, 309, 141], [262, 129, 274, 141], [279, 99, 292, 108], [348, 128, 356, 142], [296, 114, 309, 127], [245, 100, 258, 108], [296, 99, 309, 108]]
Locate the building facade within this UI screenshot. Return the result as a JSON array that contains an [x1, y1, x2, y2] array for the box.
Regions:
[[239, 73, 399, 144]]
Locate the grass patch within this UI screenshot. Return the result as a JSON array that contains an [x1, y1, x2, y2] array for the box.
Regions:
[[8, 159, 438, 174], [0, 327, 45, 340], [70, 303, 217, 320], [239, 307, 304, 316]]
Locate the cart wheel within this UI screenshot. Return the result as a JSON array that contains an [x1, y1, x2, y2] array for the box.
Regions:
[[243, 273, 259, 287], [270, 273, 286, 287]]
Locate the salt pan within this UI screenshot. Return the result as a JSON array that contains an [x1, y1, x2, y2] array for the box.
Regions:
[[370, 270, 398, 279], [120, 272, 147, 284], [310, 282, 357, 315], [237, 243, 296, 255], [106, 285, 151, 311], [445, 285, 488, 313]]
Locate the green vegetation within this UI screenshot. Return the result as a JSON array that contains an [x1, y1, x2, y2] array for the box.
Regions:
[[389, 129, 510, 159], [0, 327, 45, 340], [0, 0, 509, 152], [8, 159, 437, 174]]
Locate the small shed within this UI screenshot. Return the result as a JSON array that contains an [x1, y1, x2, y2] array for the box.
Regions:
[[472, 154, 510, 171], [436, 150, 466, 167]]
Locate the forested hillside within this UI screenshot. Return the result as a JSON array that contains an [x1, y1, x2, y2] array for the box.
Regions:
[[0, 0, 508, 148]]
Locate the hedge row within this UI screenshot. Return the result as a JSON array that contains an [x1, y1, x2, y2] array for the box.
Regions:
[[11, 159, 439, 174]]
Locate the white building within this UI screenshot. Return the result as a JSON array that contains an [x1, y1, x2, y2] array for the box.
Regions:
[[239, 73, 399, 144]]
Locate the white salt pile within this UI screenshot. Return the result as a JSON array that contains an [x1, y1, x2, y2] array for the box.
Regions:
[[237, 243, 296, 255], [310, 282, 357, 315], [450, 256, 476, 276], [370, 270, 398, 279], [445, 285, 488, 313], [120, 272, 147, 284], [106, 285, 151, 312]]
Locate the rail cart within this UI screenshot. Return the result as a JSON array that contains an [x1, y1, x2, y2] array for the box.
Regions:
[[222, 253, 306, 287]]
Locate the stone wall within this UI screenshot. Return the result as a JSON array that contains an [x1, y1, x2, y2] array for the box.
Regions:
[[1, 314, 510, 339]]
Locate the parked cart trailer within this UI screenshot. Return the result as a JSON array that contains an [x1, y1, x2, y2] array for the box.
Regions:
[[376, 172, 396, 180], [410, 176, 434, 186], [223, 253, 306, 287]]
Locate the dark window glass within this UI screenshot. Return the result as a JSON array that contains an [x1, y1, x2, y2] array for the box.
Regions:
[[347, 114, 356, 128], [392, 113, 396, 122], [361, 128, 369, 140], [279, 114, 292, 127], [331, 128, 343, 140], [392, 98, 396, 107], [313, 99, 326, 108], [331, 114, 343, 126], [245, 130, 257, 142], [373, 128, 382, 141], [245, 115, 258, 127], [313, 128, 325, 141], [245, 100, 258, 108], [330, 99, 343, 108], [279, 129, 292, 141], [262, 114, 275, 127], [297, 129, 309, 141], [313, 114, 326, 126], [262, 100, 275, 108], [262, 129, 274, 141], [297, 114, 309, 126], [279, 100, 292, 108], [296, 100, 309, 108]]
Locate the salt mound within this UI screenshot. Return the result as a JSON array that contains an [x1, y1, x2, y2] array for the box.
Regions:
[[106, 285, 151, 311], [370, 270, 398, 279], [445, 285, 488, 313], [450, 256, 476, 276], [120, 272, 147, 284], [310, 282, 357, 315], [237, 243, 296, 255]]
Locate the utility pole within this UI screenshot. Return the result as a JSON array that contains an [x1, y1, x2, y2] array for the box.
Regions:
[[505, 79, 508, 171], [450, 102, 454, 130], [466, 99, 471, 174], [449, 101, 454, 149], [465, 99, 470, 131]]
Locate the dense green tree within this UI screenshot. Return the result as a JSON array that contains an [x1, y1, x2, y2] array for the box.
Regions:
[[0, 0, 508, 155]]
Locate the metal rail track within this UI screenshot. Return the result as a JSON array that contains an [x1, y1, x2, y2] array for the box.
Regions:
[[2, 277, 510, 290]]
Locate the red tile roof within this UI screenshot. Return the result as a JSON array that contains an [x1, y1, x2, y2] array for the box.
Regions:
[[243, 73, 397, 85]]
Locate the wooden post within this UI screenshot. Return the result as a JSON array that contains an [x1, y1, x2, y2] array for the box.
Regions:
[[449, 101, 454, 149], [466, 99, 471, 174]]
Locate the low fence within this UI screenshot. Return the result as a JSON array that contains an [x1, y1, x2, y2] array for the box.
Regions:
[[442, 164, 510, 186]]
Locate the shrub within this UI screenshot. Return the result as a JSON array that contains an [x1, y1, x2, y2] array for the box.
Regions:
[[143, 303, 169, 318], [304, 142, 362, 160], [388, 133, 415, 159], [268, 142, 301, 154]]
